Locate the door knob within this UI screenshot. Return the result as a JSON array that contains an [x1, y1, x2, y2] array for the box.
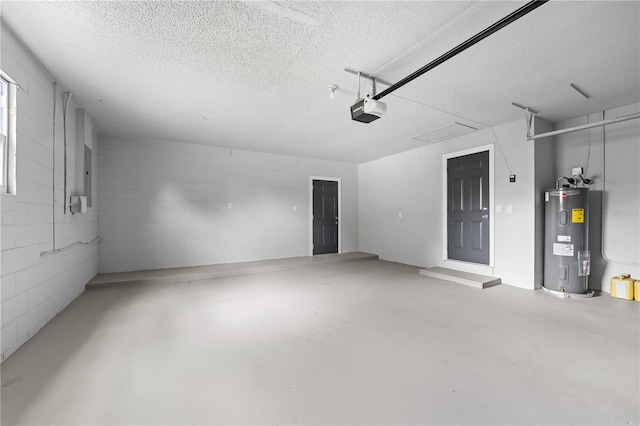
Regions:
[[482, 214, 489, 219]]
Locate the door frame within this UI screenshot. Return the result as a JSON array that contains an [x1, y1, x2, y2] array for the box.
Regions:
[[309, 176, 342, 256], [442, 144, 495, 271]]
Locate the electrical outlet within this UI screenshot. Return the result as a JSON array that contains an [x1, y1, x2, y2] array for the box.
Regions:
[[572, 166, 584, 176], [509, 174, 516, 183]]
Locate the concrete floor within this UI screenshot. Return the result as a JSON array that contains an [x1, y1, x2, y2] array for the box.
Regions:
[[1, 258, 638, 425]]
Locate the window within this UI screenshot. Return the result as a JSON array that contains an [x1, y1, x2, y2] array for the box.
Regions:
[[0, 71, 17, 193]]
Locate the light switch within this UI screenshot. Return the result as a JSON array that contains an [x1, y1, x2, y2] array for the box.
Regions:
[[506, 205, 513, 214], [227, 203, 233, 209], [496, 204, 502, 213], [398, 211, 403, 219], [293, 205, 298, 212]]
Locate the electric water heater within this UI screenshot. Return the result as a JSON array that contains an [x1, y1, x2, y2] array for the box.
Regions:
[[543, 187, 590, 294]]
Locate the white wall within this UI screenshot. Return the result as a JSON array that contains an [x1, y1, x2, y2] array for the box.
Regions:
[[97, 136, 358, 273], [359, 118, 547, 289], [1, 24, 98, 361], [553, 103, 640, 292], [532, 119, 555, 288]]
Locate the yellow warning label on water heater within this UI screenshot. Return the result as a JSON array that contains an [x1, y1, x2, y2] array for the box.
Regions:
[[572, 208, 584, 223]]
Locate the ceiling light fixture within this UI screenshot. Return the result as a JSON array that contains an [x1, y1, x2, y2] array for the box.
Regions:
[[328, 84, 337, 99]]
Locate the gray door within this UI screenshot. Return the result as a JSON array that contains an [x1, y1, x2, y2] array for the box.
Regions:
[[447, 151, 490, 264], [313, 180, 338, 255]]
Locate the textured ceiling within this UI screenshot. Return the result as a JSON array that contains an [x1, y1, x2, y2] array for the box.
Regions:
[[1, 1, 639, 163]]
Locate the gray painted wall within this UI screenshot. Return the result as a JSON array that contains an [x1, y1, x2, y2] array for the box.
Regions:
[[97, 136, 358, 273]]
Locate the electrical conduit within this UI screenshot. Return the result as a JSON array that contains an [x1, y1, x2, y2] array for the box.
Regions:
[[43, 84, 97, 257], [600, 110, 639, 267], [52, 82, 57, 251]]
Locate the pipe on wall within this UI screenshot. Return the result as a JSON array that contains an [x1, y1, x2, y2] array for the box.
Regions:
[[62, 92, 73, 214], [42, 84, 98, 258], [40, 237, 102, 257], [52, 82, 58, 251], [599, 111, 640, 267]]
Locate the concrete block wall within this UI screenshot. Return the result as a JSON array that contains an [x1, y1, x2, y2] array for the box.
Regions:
[[1, 23, 98, 361], [98, 136, 358, 273]]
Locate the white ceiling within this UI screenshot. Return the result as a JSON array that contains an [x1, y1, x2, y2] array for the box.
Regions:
[[1, 1, 639, 163]]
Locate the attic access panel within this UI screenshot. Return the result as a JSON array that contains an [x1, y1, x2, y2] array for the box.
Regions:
[[410, 122, 478, 144]]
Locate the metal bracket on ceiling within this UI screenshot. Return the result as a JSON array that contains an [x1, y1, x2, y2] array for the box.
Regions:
[[517, 99, 640, 140], [511, 102, 539, 139], [526, 111, 640, 141], [525, 110, 537, 140], [344, 67, 392, 99], [344, 67, 392, 87]]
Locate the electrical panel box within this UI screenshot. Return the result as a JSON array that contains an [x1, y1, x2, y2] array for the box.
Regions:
[[84, 145, 92, 207]]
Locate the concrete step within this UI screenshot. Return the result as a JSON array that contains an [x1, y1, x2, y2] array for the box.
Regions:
[[87, 252, 379, 289], [419, 267, 501, 289]]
